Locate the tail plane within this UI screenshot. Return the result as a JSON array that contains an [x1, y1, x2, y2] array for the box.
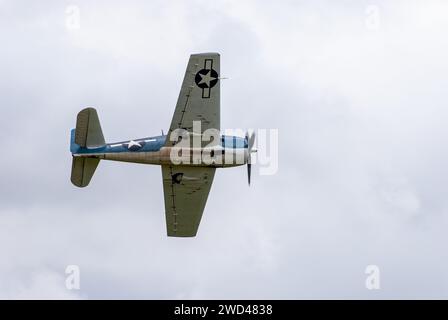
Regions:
[[71, 157, 100, 187], [74, 107, 105, 148], [70, 107, 105, 187]]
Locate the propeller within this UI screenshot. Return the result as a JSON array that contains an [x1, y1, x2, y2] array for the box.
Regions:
[[245, 130, 256, 186]]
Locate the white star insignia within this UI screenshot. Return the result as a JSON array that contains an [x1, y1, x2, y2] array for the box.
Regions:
[[127, 140, 141, 149], [198, 70, 216, 87]]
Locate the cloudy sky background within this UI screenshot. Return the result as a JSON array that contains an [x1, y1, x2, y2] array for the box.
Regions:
[[1, 0, 447, 299]]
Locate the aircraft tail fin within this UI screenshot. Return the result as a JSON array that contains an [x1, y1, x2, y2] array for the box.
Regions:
[[74, 107, 106, 148], [70, 107, 104, 187], [71, 157, 100, 188], [70, 128, 80, 153]]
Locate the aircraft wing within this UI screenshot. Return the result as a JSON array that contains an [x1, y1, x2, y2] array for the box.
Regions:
[[161, 165, 216, 237], [165, 53, 220, 146]]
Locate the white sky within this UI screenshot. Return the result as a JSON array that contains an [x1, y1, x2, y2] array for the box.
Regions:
[[0, 0, 447, 298]]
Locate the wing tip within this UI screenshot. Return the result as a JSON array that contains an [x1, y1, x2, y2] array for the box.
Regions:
[[167, 232, 198, 238], [191, 52, 220, 57]]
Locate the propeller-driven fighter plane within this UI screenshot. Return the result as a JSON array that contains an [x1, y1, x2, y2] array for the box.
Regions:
[[70, 53, 256, 237]]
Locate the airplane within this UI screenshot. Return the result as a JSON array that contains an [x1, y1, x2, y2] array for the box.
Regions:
[[69, 53, 256, 237]]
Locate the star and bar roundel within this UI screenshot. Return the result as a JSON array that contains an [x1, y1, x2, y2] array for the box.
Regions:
[[194, 59, 218, 99], [122, 140, 145, 151]]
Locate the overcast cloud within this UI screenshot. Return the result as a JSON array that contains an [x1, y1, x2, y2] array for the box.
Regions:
[[0, 0, 447, 299]]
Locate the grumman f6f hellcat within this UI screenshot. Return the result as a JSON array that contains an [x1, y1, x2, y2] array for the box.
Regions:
[[70, 53, 256, 237]]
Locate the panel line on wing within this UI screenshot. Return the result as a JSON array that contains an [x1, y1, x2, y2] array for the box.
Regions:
[[168, 165, 178, 234], [176, 64, 200, 137]]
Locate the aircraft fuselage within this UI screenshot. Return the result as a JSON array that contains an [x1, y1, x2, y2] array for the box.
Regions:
[[71, 131, 248, 168]]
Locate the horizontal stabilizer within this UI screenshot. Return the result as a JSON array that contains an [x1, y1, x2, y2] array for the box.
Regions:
[[71, 157, 100, 188], [75, 107, 105, 148]]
